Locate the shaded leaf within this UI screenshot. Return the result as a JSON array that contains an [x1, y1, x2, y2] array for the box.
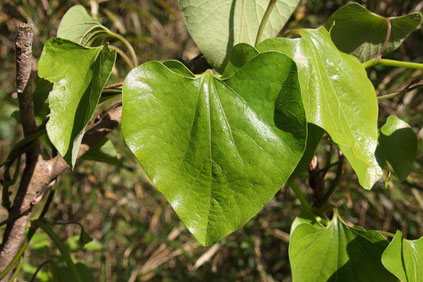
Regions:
[[290, 216, 396, 282], [376, 115, 417, 181], [179, 0, 299, 72], [38, 38, 116, 168], [57, 5, 109, 46], [382, 230, 423, 282], [82, 137, 119, 165], [326, 2, 423, 62], [257, 27, 382, 189], [122, 53, 307, 245]]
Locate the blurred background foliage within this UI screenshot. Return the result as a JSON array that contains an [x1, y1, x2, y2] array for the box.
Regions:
[[0, 0, 422, 281]]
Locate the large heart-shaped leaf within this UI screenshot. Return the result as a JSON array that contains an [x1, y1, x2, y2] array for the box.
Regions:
[[290, 215, 396, 282], [325, 2, 422, 62], [122, 52, 307, 245], [179, 0, 299, 72], [257, 27, 382, 189], [382, 231, 423, 282], [222, 43, 324, 181], [38, 38, 116, 167], [376, 115, 418, 181]]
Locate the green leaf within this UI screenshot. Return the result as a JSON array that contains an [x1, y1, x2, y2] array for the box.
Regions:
[[179, 0, 300, 72], [290, 215, 396, 282], [325, 2, 423, 62], [122, 52, 307, 245], [382, 230, 423, 282], [57, 5, 108, 46], [81, 137, 119, 165], [376, 116, 417, 181], [38, 38, 116, 168], [257, 27, 382, 189]]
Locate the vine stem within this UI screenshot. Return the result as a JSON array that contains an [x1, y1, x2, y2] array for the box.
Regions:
[[106, 29, 138, 67], [363, 58, 423, 69], [289, 182, 313, 215], [109, 45, 134, 69], [255, 0, 277, 46]]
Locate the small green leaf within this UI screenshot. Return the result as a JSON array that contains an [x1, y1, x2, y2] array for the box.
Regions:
[[257, 27, 382, 189], [57, 5, 108, 46], [376, 115, 417, 181], [382, 230, 423, 282], [179, 0, 300, 72], [82, 137, 119, 165], [38, 38, 116, 168], [122, 53, 307, 245], [290, 215, 396, 282], [326, 2, 423, 62]]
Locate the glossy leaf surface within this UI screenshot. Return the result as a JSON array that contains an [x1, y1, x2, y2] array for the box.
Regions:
[[257, 28, 382, 189], [376, 116, 417, 181], [38, 38, 116, 167], [290, 216, 396, 282], [179, 0, 299, 72], [326, 2, 422, 62], [382, 230, 423, 282], [122, 53, 307, 245], [57, 5, 108, 46]]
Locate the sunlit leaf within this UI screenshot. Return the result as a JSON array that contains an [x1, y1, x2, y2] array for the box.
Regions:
[[326, 2, 423, 62], [257, 27, 382, 189], [38, 38, 116, 167], [179, 0, 299, 72], [382, 230, 423, 282], [122, 53, 306, 245], [57, 5, 109, 46], [290, 215, 396, 281], [376, 115, 418, 181]]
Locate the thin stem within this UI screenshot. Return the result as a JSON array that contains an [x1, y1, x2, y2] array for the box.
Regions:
[[363, 58, 423, 69], [377, 91, 405, 100], [318, 153, 344, 207], [377, 18, 391, 58], [289, 182, 313, 215], [109, 45, 134, 69], [377, 230, 396, 238], [378, 80, 422, 100], [8, 257, 23, 281], [104, 82, 123, 89], [255, 0, 277, 46], [30, 260, 49, 282], [106, 29, 138, 67]]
